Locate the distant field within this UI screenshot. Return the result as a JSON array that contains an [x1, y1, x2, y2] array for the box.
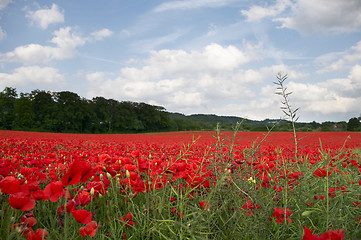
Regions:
[[1, 130, 360, 148]]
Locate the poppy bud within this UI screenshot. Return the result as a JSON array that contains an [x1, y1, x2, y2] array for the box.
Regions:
[[302, 211, 313, 217], [126, 170, 130, 178], [90, 187, 95, 196], [106, 172, 112, 180]]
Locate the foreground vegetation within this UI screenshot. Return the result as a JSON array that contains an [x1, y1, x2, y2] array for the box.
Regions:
[[0, 130, 360, 239]]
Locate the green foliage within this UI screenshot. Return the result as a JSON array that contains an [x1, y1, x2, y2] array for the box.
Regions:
[[347, 117, 361, 131], [0, 87, 172, 133]]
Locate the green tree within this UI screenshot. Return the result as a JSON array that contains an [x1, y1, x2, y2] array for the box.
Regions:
[[54, 91, 84, 132], [13, 93, 35, 130], [92, 97, 118, 132], [31, 90, 56, 131], [135, 102, 170, 131], [347, 117, 361, 131], [113, 101, 137, 132], [79, 98, 98, 133], [0, 87, 17, 129]]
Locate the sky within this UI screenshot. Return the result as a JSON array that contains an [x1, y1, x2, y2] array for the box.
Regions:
[[0, 0, 361, 123]]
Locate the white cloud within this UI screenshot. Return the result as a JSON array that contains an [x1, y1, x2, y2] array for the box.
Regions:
[[85, 43, 292, 114], [316, 40, 361, 73], [82, 42, 358, 121], [241, 0, 292, 22], [146, 43, 254, 74], [274, 0, 361, 33], [0, 26, 113, 64], [0, 66, 64, 89], [285, 65, 361, 116], [0, 27, 85, 64], [90, 28, 113, 41], [26, 3, 64, 29], [154, 0, 238, 12]]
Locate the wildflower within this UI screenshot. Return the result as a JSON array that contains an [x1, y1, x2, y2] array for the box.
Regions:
[[62, 160, 94, 186], [269, 207, 292, 224], [75, 191, 91, 206], [0, 176, 21, 194], [79, 221, 99, 237], [21, 211, 37, 227], [241, 200, 260, 216], [200, 201, 210, 211], [31, 190, 48, 201], [302, 226, 345, 240], [248, 177, 256, 184], [72, 209, 92, 224], [119, 212, 135, 228], [43, 181, 64, 202], [313, 168, 332, 178], [9, 192, 35, 211], [26, 228, 48, 240]]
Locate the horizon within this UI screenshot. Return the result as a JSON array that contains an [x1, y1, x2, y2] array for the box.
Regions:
[[0, 0, 360, 122]]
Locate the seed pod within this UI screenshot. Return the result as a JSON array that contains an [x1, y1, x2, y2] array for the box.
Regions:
[[106, 172, 112, 180], [302, 211, 313, 217]]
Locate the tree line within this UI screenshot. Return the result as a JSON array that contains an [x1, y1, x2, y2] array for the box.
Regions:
[[0, 87, 171, 133]]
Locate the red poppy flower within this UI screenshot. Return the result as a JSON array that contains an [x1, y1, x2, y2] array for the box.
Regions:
[[302, 226, 318, 240], [75, 191, 91, 206], [31, 190, 48, 201], [57, 200, 77, 216], [200, 201, 210, 210], [79, 221, 99, 237], [319, 229, 345, 240], [313, 168, 332, 178], [72, 209, 92, 224], [9, 192, 35, 211], [61, 161, 83, 186], [43, 181, 63, 202], [26, 228, 48, 240], [302, 226, 345, 240], [119, 212, 135, 228], [0, 176, 21, 194], [21, 212, 37, 227], [62, 160, 94, 186], [269, 207, 292, 224]]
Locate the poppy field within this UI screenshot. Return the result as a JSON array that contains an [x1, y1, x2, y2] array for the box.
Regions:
[[0, 130, 361, 239]]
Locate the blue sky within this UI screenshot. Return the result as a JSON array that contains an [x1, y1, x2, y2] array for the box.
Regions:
[[0, 0, 360, 122]]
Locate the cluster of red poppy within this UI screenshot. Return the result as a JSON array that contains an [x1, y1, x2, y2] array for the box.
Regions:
[[0, 130, 360, 239]]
